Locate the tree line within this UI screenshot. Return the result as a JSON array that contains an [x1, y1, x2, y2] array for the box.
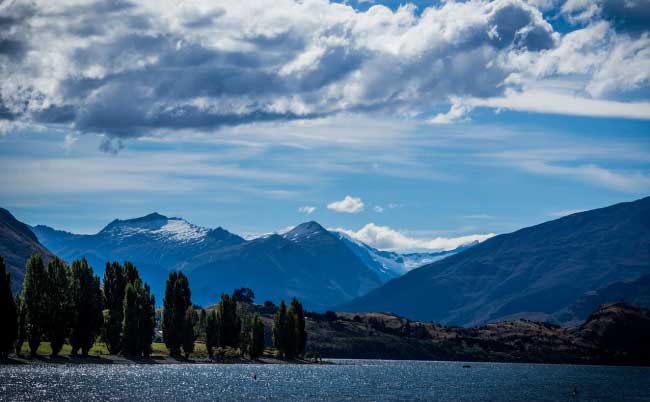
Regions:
[[0, 254, 308, 360]]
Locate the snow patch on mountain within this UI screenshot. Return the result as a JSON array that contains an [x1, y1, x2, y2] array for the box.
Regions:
[[152, 219, 208, 242], [100, 213, 209, 243], [332, 231, 470, 282]]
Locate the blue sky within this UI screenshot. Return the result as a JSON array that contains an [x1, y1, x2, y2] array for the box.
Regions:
[[1, 0, 649, 251]]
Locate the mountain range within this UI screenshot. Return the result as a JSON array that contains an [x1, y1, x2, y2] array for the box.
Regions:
[[341, 196, 650, 326], [28, 215, 460, 309], [3, 196, 649, 325]]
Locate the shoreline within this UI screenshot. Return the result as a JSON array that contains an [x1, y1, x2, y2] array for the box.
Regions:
[[1, 355, 328, 366], [3, 355, 649, 368]]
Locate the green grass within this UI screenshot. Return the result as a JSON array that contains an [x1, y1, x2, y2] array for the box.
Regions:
[[19, 341, 110, 357], [18, 341, 211, 358]]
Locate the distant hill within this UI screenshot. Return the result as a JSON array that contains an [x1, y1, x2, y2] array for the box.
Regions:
[[0, 208, 56, 293], [303, 302, 650, 366], [341, 197, 650, 326]]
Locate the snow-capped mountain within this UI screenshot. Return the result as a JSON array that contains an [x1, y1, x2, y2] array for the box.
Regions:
[[331, 231, 474, 282], [100, 213, 210, 243], [32, 213, 245, 300], [32, 216, 384, 309], [31, 213, 474, 309]]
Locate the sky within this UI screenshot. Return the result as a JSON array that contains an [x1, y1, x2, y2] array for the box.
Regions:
[[0, 0, 649, 252]]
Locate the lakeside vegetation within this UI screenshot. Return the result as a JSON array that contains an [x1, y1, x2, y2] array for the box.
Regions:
[[0, 254, 307, 363]]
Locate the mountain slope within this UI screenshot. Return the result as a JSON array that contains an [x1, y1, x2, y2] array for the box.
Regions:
[[341, 197, 650, 326], [0, 208, 56, 293], [186, 222, 382, 310]]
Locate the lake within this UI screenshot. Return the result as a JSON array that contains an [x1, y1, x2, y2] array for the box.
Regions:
[[1, 360, 649, 402]]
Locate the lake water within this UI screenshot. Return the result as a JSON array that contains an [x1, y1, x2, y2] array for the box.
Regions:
[[1, 360, 649, 402]]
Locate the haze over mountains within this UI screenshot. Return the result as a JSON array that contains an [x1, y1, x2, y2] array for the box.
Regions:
[[28, 214, 457, 309], [342, 197, 650, 326]]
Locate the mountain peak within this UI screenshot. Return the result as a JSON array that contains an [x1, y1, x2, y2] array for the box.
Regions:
[[283, 221, 329, 242], [127, 212, 169, 223]]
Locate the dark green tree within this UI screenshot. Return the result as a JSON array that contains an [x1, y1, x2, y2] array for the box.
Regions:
[[121, 282, 140, 356], [290, 298, 307, 356], [103, 261, 126, 354], [162, 272, 178, 354], [182, 306, 195, 358], [139, 283, 155, 357], [232, 288, 255, 304], [23, 254, 47, 356], [216, 293, 240, 348], [0, 256, 17, 358], [123, 261, 140, 284], [15, 293, 26, 356], [273, 300, 289, 358], [44, 257, 72, 357], [70, 259, 103, 356], [248, 314, 265, 359], [205, 310, 218, 358], [163, 272, 191, 357]]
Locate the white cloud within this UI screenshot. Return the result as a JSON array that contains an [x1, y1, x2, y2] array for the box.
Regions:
[[547, 208, 587, 217], [462, 214, 495, 220], [327, 195, 365, 213], [428, 102, 474, 124], [373, 205, 384, 213], [465, 89, 650, 120], [521, 161, 650, 192], [335, 223, 495, 252], [0, 0, 579, 140], [298, 206, 316, 214]]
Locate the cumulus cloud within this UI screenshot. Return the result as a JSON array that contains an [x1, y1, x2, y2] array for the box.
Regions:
[[298, 205, 316, 214], [0, 0, 560, 141], [336, 223, 495, 252], [428, 101, 474, 124], [562, 0, 650, 32], [0, 0, 648, 145], [327, 195, 364, 213]]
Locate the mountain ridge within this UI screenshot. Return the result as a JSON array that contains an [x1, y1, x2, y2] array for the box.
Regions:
[[340, 196, 650, 326], [30, 215, 472, 308], [0, 208, 56, 293]]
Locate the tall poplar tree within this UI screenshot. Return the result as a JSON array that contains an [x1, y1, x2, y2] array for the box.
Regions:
[[15, 293, 26, 356], [273, 300, 289, 358], [70, 259, 103, 356], [103, 262, 126, 354], [248, 314, 265, 359], [23, 254, 47, 356], [290, 298, 307, 356], [121, 282, 140, 356], [139, 283, 155, 357], [182, 306, 195, 358], [44, 257, 72, 357], [0, 256, 17, 358], [205, 310, 218, 358], [163, 272, 192, 357], [216, 293, 240, 348], [162, 272, 178, 355]]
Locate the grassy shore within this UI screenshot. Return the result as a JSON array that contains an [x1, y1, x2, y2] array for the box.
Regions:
[[6, 341, 320, 365]]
